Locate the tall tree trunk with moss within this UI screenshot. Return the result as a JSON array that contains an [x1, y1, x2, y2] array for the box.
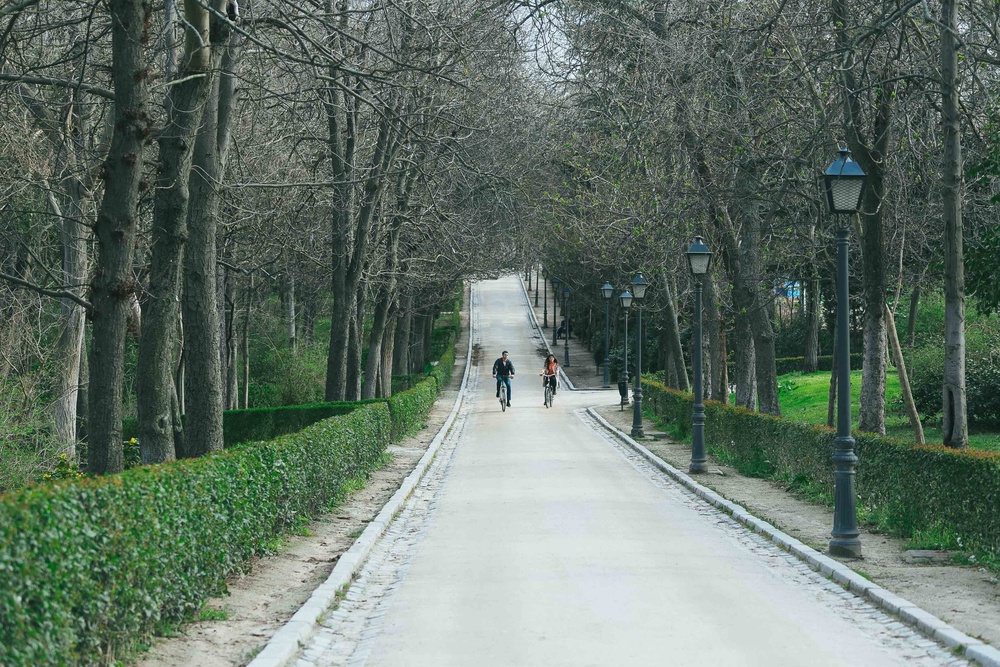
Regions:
[[88, 0, 153, 475]]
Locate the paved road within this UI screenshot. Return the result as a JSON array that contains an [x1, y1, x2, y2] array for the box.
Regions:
[[294, 277, 964, 667]]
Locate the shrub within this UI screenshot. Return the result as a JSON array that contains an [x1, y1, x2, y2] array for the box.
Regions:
[[907, 326, 1000, 428], [642, 378, 1000, 566], [122, 401, 371, 450], [387, 378, 437, 440], [0, 403, 391, 666], [247, 346, 326, 408]]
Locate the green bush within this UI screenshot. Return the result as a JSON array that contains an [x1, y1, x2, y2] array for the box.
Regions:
[[0, 283, 467, 665], [387, 378, 437, 440], [642, 378, 1000, 565], [247, 346, 327, 408], [0, 403, 391, 666], [122, 401, 372, 450], [907, 326, 1000, 428]]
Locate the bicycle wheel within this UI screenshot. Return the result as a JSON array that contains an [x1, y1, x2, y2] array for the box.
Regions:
[[544, 386, 552, 408], [500, 395, 506, 412]]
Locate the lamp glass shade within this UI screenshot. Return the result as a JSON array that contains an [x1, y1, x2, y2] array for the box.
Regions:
[[563, 286, 570, 297], [601, 282, 614, 300], [619, 290, 633, 309], [685, 236, 713, 276], [630, 273, 649, 301], [823, 148, 868, 214]]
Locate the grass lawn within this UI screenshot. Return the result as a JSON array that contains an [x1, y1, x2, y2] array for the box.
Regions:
[[775, 370, 1000, 454]]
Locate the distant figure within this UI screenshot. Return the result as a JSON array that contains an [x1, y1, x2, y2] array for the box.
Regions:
[[556, 318, 571, 341]]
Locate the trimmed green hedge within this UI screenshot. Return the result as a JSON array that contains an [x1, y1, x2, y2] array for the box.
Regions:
[[0, 282, 467, 665], [121, 401, 383, 449], [642, 378, 1000, 564], [0, 403, 391, 666]]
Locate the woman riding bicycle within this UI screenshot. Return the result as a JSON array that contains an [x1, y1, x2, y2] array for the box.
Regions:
[[540, 354, 560, 404]]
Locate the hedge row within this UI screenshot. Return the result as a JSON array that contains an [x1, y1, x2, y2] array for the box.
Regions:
[[0, 403, 391, 666], [0, 283, 466, 665], [642, 379, 1000, 564], [121, 401, 378, 449]]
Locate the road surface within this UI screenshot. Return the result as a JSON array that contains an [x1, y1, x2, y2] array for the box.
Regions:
[[292, 277, 964, 667]]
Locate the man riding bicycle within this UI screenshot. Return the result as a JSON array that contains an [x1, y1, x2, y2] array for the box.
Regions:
[[492, 351, 515, 407]]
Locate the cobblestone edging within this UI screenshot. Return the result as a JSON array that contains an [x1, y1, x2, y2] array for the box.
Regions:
[[585, 407, 1000, 667], [246, 285, 479, 667], [518, 276, 575, 391]]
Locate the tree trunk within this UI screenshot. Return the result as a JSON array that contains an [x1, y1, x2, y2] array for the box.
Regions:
[[87, 0, 153, 475], [733, 311, 756, 410], [182, 34, 239, 457], [285, 272, 297, 353], [225, 273, 238, 409], [907, 285, 920, 347], [326, 113, 398, 401], [76, 331, 89, 447], [827, 343, 838, 429], [716, 309, 729, 405], [49, 175, 91, 457], [885, 304, 924, 444], [242, 289, 251, 409], [137, 0, 228, 464], [393, 297, 412, 375], [941, 0, 968, 448], [381, 315, 396, 397], [661, 279, 689, 392], [803, 276, 820, 373], [704, 270, 720, 401]]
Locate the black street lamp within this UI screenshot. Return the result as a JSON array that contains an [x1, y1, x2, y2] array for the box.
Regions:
[[619, 290, 633, 409], [601, 282, 614, 388], [686, 237, 713, 473], [542, 269, 548, 328], [552, 277, 561, 345], [823, 147, 868, 559], [562, 285, 571, 367], [534, 266, 540, 307], [630, 273, 649, 438]]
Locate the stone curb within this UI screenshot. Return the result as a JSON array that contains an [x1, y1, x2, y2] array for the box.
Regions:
[[586, 407, 1000, 667], [518, 275, 576, 391], [247, 286, 477, 667]]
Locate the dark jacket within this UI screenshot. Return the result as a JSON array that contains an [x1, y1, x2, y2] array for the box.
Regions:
[[492, 358, 515, 377]]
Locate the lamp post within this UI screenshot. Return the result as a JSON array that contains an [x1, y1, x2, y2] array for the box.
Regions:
[[823, 147, 868, 559], [601, 282, 614, 388], [630, 273, 649, 438], [527, 266, 532, 291], [619, 290, 633, 409], [552, 277, 561, 345], [534, 266, 540, 307], [562, 286, 571, 366], [542, 269, 548, 328], [686, 237, 713, 473]]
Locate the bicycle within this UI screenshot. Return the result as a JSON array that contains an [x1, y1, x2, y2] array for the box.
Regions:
[[541, 371, 556, 408], [495, 375, 512, 412]]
